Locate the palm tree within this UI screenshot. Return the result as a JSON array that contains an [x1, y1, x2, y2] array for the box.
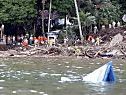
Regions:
[[42, 0, 47, 37], [48, 0, 52, 33], [79, 11, 96, 36]]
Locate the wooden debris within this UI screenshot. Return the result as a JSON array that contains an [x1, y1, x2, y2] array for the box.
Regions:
[[109, 33, 123, 48]]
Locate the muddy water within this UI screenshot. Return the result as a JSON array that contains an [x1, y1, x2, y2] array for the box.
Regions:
[[0, 57, 125, 95]]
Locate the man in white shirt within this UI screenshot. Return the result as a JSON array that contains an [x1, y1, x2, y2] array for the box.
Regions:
[[0, 24, 4, 41]]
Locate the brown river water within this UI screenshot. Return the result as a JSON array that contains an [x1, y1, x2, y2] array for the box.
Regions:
[[0, 57, 125, 95]]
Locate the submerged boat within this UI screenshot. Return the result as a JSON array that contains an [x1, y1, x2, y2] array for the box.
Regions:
[[83, 61, 116, 83]]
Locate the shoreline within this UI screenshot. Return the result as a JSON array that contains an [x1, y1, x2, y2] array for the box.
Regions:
[[0, 52, 124, 61], [0, 45, 125, 60]]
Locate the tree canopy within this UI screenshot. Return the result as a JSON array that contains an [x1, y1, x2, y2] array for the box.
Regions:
[[0, 0, 125, 25], [0, 0, 126, 37], [52, 0, 73, 14], [0, 0, 36, 24]]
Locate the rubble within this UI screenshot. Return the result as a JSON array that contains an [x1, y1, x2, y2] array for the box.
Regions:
[[0, 27, 126, 59], [109, 33, 123, 48]]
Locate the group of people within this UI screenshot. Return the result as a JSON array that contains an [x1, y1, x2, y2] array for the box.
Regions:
[[87, 35, 102, 46], [5, 35, 48, 49], [21, 35, 48, 48]]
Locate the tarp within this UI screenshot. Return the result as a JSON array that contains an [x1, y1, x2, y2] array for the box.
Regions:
[[83, 61, 116, 83]]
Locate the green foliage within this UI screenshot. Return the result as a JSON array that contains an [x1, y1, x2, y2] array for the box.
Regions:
[[111, 0, 126, 14], [52, 0, 73, 15], [0, 0, 125, 27], [93, 0, 110, 4], [0, 0, 36, 24], [79, 11, 96, 27], [79, 0, 123, 25], [79, 0, 94, 12], [99, 3, 121, 23]]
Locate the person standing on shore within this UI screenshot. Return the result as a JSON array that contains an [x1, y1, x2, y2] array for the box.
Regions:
[[88, 35, 95, 45], [112, 21, 116, 29], [34, 37, 39, 47], [21, 38, 28, 50], [94, 26, 98, 34], [0, 24, 4, 41], [95, 36, 101, 46], [29, 35, 33, 45]]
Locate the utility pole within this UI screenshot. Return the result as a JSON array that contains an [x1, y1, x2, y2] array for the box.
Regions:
[[48, 0, 52, 33], [74, 0, 83, 42]]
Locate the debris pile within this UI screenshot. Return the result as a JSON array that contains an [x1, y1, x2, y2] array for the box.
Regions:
[[0, 27, 126, 59]]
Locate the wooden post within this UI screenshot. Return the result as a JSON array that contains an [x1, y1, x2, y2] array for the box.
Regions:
[[74, 0, 83, 42]]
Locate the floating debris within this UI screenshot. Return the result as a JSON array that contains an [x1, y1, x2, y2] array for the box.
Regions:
[[0, 80, 5, 82], [29, 90, 38, 93], [50, 74, 61, 76], [0, 87, 4, 89], [39, 92, 45, 94], [60, 77, 71, 82], [12, 91, 16, 94], [0, 64, 7, 67], [39, 73, 48, 77]]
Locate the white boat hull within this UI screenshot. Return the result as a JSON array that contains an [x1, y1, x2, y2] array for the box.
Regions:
[[83, 61, 115, 83]]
